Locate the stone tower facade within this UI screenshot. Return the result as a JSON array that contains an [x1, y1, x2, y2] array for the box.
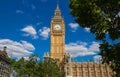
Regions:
[[50, 3, 65, 62]]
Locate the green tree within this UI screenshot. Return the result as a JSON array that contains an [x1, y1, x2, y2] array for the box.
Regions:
[[39, 58, 64, 77], [10, 56, 64, 77], [10, 58, 17, 76], [69, 0, 120, 76]]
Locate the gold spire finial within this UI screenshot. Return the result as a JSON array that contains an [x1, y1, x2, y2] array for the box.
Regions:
[[56, 0, 59, 9]]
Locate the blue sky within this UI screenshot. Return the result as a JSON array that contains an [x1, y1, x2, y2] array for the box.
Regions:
[[0, 0, 101, 62]]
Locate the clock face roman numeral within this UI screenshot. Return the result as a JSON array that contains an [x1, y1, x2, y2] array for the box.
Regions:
[[54, 24, 61, 30]]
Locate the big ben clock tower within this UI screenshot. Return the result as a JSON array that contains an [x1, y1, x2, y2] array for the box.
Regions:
[[50, 3, 65, 62]]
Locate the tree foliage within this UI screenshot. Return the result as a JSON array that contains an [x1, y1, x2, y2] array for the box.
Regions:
[[69, 0, 120, 76], [10, 56, 64, 77]]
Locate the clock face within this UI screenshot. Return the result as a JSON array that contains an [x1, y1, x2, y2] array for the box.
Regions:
[[54, 24, 61, 30]]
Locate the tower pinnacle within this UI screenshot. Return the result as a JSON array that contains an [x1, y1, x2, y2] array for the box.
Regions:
[[56, 0, 59, 10], [53, 0, 62, 18]]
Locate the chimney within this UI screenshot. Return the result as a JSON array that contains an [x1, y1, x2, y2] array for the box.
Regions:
[[3, 46, 7, 51]]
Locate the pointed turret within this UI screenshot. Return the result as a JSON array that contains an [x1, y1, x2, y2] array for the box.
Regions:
[[53, 0, 62, 19], [56, 0, 59, 10], [3, 46, 7, 52], [3, 46, 7, 55]]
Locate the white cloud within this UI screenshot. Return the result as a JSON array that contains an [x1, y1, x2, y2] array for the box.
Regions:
[[21, 25, 38, 39], [88, 42, 100, 52], [21, 40, 35, 51], [65, 41, 100, 57], [68, 23, 79, 32], [39, 27, 50, 40], [93, 55, 102, 62], [0, 39, 35, 59], [16, 10, 24, 14], [84, 28, 90, 32]]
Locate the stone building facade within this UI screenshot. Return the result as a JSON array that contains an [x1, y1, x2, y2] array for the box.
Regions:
[[0, 47, 10, 77], [64, 62, 114, 77]]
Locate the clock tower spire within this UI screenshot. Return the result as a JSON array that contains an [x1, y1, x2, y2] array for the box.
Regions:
[[56, 0, 59, 10], [50, 1, 65, 62], [53, 1, 62, 19]]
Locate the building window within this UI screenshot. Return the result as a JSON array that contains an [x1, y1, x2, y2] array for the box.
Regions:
[[73, 67, 76, 71], [67, 67, 69, 71], [79, 67, 82, 71], [85, 67, 88, 71], [73, 72, 77, 77], [109, 72, 114, 77], [79, 72, 82, 77], [97, 67, 100, 71], [85, 72, 88, 77], [90, 68, 94, 71], [91, 72, 95, 77], [66, 67, 70, 75], [103, 66, 106, 71], [67, 71, 70, 76], [104, 72, 107, 77], [98, 72, 101, 77]]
